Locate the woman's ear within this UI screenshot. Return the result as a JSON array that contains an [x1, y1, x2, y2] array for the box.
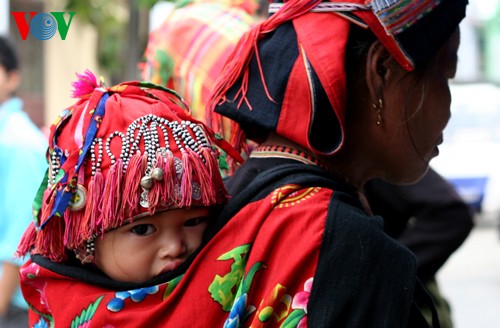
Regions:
[[365, 41, 393, 100]]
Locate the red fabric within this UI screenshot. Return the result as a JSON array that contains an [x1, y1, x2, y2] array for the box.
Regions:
[[353, 10, 414, 71], [21, 185, 332, 327], [276, 51, 312, 152], [276, 13, 350, 155]]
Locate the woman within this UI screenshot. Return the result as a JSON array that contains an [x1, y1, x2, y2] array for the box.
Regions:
[[18, 1, 466, 327], [206, 0, 467, 326]]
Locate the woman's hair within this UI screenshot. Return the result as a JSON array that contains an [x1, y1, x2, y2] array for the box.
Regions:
[[0, 36, 19, 72], [345, 23, 451, 162], [345, 24, 437, 85]]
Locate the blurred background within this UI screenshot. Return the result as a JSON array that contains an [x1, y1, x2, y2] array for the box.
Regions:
[[1, 0, 499, 327]]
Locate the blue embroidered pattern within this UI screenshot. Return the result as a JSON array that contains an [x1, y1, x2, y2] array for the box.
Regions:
[[370, 0, 442, 34]]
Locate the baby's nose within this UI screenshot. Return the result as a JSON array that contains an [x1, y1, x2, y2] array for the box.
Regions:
[[159, 236, 187, 259]]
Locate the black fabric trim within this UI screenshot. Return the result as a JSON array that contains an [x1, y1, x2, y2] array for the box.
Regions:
[[305, 56, 342, 154], [308, 192, 421, 327], [31, 247, 201, 291], [206, 162, 356, 239], [214, 22, 299, 142]]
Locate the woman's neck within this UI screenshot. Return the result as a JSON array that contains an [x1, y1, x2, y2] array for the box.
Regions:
[[262, 134, 365, 190]]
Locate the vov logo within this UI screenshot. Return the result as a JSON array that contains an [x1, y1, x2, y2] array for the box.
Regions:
[[11, 12, 76, 40]]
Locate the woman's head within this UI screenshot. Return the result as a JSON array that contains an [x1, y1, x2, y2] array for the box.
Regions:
[[342, 27, 461, 185], [211, 0, 467, 184], [17, 71, 241, 263]]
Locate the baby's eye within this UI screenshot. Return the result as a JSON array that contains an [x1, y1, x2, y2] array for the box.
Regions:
[[130, 224, 156, 236], [184, 216, 209, 227]]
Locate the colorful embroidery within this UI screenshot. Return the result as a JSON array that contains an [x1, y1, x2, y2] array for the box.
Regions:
[[33, 317, 50, 328], [209, 244, 252, 311], [223, 262, 265, 327], [283, 277, 313, 328], [106, 286, 160, 312], [253, 284, 292, 325], [271, 185, 320, 208], [30, 308, 53, 328], [21, 262, 55, 327], [70, 296, 104, 327], [163, 274, 183, 300], [370, 0, 442, 34]]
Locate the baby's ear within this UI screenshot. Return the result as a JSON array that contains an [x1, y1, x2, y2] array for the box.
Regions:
[[365, 40, 393, 100]]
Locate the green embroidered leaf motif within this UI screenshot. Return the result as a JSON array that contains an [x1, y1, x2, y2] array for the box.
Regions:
[[216, 244, 251, 261], [280, 309, 306, 328], [209, 273, 242, 311], [238, 262, 266, 299], [209, 244, 251, 311], [70, 295, 104, 328], [163, 274, 183, 300]]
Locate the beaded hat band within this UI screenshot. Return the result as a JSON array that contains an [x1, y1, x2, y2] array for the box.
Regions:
[[17, 71, 242, 263]]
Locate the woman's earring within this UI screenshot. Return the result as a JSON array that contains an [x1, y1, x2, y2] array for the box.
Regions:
[[372, 98, 383, 126]]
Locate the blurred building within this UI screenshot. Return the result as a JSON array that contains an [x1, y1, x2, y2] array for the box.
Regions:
[[483, 3, 500, 83], [2, 0, 98, 129]]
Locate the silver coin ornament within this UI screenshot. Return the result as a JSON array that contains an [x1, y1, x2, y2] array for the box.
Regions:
[[151, 167, 164, 181], [140, 176, 154, 190]]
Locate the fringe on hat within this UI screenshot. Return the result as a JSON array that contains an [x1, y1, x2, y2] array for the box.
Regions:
[[208, 0, 322, 156], [18, 146, 228, 263], [17, 79, 239, 264]]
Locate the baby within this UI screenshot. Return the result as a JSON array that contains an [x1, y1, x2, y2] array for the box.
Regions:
[[17, 70, 240, 284]]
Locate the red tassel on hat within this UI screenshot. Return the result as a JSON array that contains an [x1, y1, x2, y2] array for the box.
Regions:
[[34, 215, 66, 263], [99, 160, 124, 233], [200, 146, 226, 204], [162, 150, 177, 206], [180, 150, 194, 207], [82, 170, 104, 241], [190, 150, 215, 206], [15, 223, 37, 259], [122, 152, 146, 218]]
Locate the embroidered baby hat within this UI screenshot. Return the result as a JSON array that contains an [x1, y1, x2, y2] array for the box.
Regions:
[[17, 70, 242, 263], [211, 0, 467, 156]]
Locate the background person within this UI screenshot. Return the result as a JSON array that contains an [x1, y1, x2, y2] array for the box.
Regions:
[[0, 36, 46, 328], [364, 167, 475, 327]]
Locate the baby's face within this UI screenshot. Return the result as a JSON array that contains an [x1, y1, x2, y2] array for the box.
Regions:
[[94, 207, 210, 283]]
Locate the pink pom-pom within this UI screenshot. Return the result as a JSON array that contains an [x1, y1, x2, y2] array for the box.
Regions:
[[71, 69, 99, 98]]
